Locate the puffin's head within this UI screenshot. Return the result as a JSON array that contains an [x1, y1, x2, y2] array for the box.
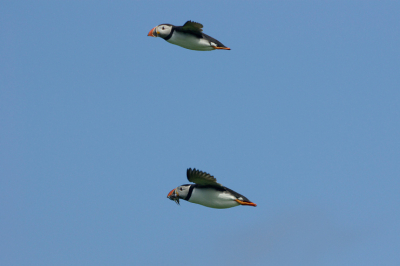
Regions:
[[147, 24, 173, 38], [167, 184, 191, 205]]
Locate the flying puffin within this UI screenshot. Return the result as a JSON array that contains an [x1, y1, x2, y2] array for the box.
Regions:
[[147, 21, 231, 51], [167, 168, 256, 209]]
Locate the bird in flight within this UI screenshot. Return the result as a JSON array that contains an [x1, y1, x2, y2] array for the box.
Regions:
[[148, 21, 231, 51], [167, 168, 256, 209]]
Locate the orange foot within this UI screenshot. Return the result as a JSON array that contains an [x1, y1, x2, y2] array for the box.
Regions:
[[214, 47, 231, 50], [235, 199, 257, 207]]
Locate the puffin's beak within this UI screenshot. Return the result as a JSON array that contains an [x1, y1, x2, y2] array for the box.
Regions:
[[167, 188, 179, 198], [167, 188, 176, 198], [167, 188, 180, 205], [147, 27, 157, 37]]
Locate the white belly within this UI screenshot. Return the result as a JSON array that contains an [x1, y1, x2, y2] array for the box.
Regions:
[[167, 32, 214, 51], [188, 188, 240, 209]]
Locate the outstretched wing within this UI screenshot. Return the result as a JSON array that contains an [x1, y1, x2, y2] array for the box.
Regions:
[[187, 168, 223, 188], [180, 21, 204, 37]]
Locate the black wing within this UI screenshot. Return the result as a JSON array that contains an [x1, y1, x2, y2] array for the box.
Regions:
[[187, 168, 223, 188], [180, 21, 204, 38]]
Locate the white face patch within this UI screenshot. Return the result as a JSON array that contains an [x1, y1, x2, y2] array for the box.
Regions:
[[156, 25, 172, 38]]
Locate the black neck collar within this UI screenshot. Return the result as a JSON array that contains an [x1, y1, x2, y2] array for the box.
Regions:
[[184, 185, 195, 201], [164, 27, 175, 41]]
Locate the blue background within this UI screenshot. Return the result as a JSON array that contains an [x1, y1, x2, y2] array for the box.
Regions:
[[1, 1, 399, 265]]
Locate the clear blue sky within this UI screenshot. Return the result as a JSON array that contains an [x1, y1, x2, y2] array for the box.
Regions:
[[1, 1, 399, 265]]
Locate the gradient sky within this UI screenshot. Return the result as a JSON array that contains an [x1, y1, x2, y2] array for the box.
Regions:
[[1, 1, 399, 265]]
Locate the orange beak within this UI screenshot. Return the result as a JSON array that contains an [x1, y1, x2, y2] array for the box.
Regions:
[[147, 27, 157, 37], [167, 188, 176, 198]]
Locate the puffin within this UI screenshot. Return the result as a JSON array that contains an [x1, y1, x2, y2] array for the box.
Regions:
[[167, 168, 256, 209], [147, 21, 231, 51]]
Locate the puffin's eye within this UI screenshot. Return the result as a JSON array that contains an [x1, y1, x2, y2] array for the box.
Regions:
[[162, 26, 165, 30], [179, 187, 183, 191]]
